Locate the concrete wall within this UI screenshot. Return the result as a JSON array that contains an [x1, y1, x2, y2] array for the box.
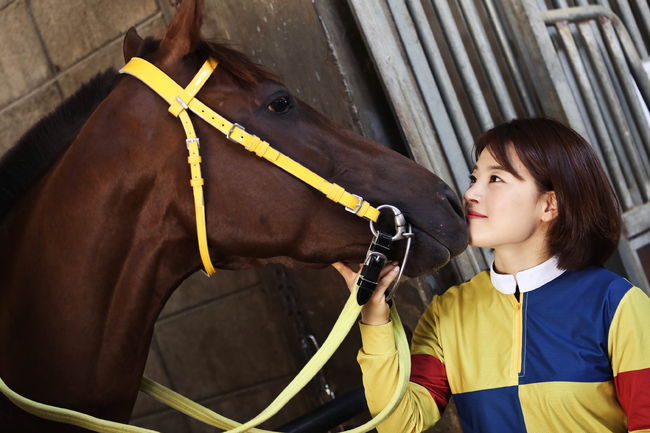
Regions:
[[0, 0, 400, 154], [0, 0, 171, 155]]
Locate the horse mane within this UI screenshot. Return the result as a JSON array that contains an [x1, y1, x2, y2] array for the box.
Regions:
[[0, 38, 276, 220], [194, 40, 279, 88], [0, 70, 122, 219]]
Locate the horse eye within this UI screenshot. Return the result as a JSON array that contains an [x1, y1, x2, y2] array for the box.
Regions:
[[267, 96, 292, 113]]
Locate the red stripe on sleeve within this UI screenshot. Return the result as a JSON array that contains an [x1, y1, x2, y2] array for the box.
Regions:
[[410, 354, 450, 411], [615, 367, 650, 431]]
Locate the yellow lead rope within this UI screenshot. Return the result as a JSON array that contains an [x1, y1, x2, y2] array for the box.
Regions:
[[0, 377, 157, 433], [140, 298, 410, 433], [0, 290, 410, 433]]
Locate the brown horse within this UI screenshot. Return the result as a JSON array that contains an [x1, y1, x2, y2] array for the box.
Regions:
[[0, 0, 467, 431]]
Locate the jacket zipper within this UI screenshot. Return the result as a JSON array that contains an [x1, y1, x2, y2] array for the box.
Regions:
[[512, 293, 524, 376]]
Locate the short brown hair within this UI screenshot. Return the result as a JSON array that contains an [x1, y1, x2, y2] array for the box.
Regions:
[[474, 118, 621, 270]]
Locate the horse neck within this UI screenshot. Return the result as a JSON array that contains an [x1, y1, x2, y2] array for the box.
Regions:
[[0, 103, 197, 419]]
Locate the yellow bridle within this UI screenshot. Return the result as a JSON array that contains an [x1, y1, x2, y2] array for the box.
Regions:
[[120, 57, 380, 275]]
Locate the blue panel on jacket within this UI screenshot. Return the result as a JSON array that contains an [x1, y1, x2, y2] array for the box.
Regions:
[[520, 267, 632, 385], [455, 386, 527, 433]]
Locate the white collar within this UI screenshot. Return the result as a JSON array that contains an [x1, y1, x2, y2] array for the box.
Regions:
[[490, 256, 565, 295]]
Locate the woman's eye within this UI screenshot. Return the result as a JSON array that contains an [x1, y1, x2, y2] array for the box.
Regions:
[[469, 175, 477, 184], [490, 175, 503, 182], [267, 96, 292, 113]]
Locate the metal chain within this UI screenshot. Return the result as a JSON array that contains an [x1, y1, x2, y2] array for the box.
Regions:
[[271, 266, 342, 431]]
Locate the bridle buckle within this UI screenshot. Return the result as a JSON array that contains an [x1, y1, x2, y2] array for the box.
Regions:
[[345, 194, 364, 215], [186, 137, 200, 150], [226, 123, 245, 142]]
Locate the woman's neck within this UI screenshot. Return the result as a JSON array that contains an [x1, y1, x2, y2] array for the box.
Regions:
[[493, 246, 552, 276], [494, 251, 551, 275]]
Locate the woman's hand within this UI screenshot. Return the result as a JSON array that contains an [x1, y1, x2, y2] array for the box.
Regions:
[[331, 261, 400, 326]]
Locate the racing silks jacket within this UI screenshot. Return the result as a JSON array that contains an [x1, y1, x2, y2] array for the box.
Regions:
[[357, 261, 650, 433]]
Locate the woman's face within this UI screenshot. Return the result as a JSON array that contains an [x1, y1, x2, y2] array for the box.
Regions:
[[463, 146, 552, 252]]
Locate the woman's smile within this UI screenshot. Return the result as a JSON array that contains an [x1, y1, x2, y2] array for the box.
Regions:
[[466, 209, 487, 219]]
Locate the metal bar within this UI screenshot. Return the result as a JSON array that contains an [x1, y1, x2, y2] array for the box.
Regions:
[[598, 0, 613, 11], [346, 0, 455, 187], [445, 245, 491, 282], [606, 18, 650, 125], [562, 5, 617, 165], [499, 0, 588, 136], [384, 0, 469, 193], [278, 388, 366, 433], [600, 18, 650, 171], [484, 0, 539, 115], [543, 6, 650, 88], [624, 202, 650, 239], [575, 27, 643, 206], [430, 0, 494, 130], [405, 0, 475, 166], [611, 0, 649, 58], [556, 20, 635, 208], [574, 26, 640, 205], [543, 4, 616, 23], [553, 0, 571, 9], [580, 21, 650, 202], [456, 0, 517, 120], [548, 1, 607, 152], [548, 25, 603, 156], [542, 6, 650, 149], [618, 232, 650, 295], [631, 0, 650, 43]]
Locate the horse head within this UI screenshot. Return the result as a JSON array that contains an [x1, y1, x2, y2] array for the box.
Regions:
[[108, 0, 467, 277]]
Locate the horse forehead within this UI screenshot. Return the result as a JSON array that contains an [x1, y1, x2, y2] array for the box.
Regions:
[[200, 78, 284, 113], [211, 72, 283, 96]]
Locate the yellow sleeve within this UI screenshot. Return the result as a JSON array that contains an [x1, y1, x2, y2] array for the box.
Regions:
[[356, 304, 445, 433], [608, 286, 650, 432]]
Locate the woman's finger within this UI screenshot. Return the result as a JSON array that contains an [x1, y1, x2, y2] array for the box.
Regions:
[[332, 261, 352, 277], [371, 265, 400, 301], [332, 262, 360, 290], [378, 262, 399, 279]]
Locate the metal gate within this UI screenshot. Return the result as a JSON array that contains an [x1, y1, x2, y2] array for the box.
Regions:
[[348, 0, 650, 292]]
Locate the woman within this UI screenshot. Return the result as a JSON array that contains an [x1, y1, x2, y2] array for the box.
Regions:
[[334, 118, 650, 433]]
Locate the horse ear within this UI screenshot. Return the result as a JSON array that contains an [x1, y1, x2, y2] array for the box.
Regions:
[[160, 0, 203, 60], [123, 27, 143, 63]]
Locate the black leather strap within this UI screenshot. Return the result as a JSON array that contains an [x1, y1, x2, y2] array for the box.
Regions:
[[356, 232, 393, 305]]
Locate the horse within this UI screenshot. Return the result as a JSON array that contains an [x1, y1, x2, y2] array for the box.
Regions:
[[0, 0, 467, 431]]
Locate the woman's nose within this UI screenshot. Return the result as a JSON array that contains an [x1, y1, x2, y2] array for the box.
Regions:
[[464, 184, 479, 203]]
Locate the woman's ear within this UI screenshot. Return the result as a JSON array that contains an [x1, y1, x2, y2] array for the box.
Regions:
[[541, 191, 559, 222], [123, 27, 143, 63]]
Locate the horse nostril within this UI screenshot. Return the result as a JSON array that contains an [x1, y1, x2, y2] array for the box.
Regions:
[[444, 186, 464, 219]]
